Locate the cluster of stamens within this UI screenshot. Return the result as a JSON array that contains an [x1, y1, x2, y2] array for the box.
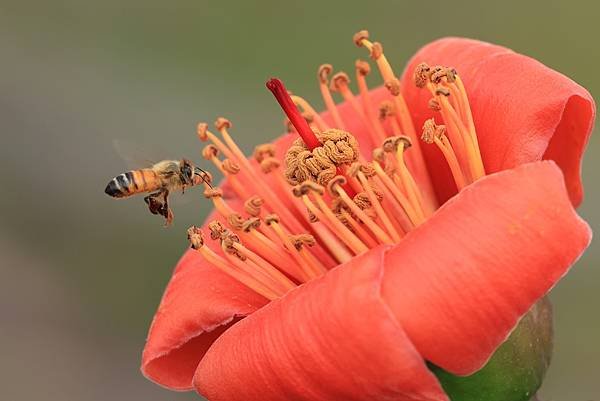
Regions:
[[187, 30, 485, 301]]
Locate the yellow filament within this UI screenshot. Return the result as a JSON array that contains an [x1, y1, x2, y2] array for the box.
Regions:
[[269, 222, 324, 280], [372, 161, 422, 226], [433, 136, 467, 190], [356, 69, 387, 142], [231, 242, 300, 288], [356, 171, 402, 242], [333, 185, 393, 244]]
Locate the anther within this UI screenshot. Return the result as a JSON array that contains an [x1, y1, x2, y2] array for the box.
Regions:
[[429, 66, 445, 84], [290, 234, 316, 250], [222, 232, 245, 261], [359, 163, 376, 178], [202, 144, 219, 160], [318, 64, 333, 84], [379, 100, 395, 120], [353, 30, 369, 47], [244, 196, 263, 217], [264, 214, 280, 225], [353, 192, 372, 210], [204, 188, 223, 199], [242, 217, 261, 232], [370, 42, 383, 60], [355, 59, 371, 76], [197, 122, 209, 141], [327, 175, 348, 197], [330, 72, 351, 92], [187, 226, 204, 250], [227, 213, 245, 231], [208, 221, 226, 240], [383, 136, 412, 152], [348, 162, 377, 178], [293, 181, 325, 197], [422, 119, 437, 144], [384, 78, 401, 96], [413, 62, 431, 89], [260, 157, 281, 174], [428, 98, 441, 111], [446, 68, 457, 83], [430, 66, 450, 84], [215, 117, 232, 131], [435, 87, 451, 97], [222, 159, 240, 174], [254, 144, 276, 163], [372, 147, 385, 163]]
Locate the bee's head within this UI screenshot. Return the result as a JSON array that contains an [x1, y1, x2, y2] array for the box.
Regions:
[[180, 159, 195, 185]]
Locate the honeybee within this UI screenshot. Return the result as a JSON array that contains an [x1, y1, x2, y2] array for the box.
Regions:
[[105, 159, 211, 225]]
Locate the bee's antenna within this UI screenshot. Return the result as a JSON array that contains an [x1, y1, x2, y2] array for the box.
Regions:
[[194, 167, 213, 188]]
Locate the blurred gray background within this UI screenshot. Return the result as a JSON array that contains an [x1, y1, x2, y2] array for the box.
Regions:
[[1, 1, 598, 400]]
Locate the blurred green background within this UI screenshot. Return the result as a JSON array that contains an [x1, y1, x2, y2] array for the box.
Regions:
[[1, 1, 598, 400]]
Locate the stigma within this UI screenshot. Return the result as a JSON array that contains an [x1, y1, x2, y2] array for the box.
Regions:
[[187, 30, 485, 301]]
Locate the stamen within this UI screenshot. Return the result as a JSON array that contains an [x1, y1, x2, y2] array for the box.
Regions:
[[294, 182, 368, 255], [187, 226, 282, 300], [415, 64, 485, 184], [351, 163, 402, 242], [371, 154, 423, 227], [328, 176, 393, 244], [318, 64, 346, 129], [289, 234, 328, 275], [330, 72, 372, 134], [383, 137, 428, 221], [244, 196, 263, 217], [206, 117, 307, 234], [422, 119, 467, 190], [337, 208, 379, 248], [264, 214, 324, 280], [228, 238, 299, 289], [355, 59, 387, 143], [185, 32, 493, 303], [353, 30, 438, 211]]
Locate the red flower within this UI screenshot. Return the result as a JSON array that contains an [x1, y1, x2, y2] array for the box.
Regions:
[[140, 35, 594, 401]]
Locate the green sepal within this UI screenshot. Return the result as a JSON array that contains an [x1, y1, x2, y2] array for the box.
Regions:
[[430, 297, 553, 401]]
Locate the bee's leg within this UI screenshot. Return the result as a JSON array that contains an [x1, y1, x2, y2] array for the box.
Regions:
[[144, 189, 174, 226], [162, 189, 174, 226]]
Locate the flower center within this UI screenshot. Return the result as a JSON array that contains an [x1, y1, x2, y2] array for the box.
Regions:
[[187, 30, 485, 301]]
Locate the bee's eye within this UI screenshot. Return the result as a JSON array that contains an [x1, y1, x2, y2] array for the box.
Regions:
[[181, 164, 193, 179]]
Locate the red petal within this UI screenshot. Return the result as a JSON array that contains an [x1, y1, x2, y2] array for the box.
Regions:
[[141, 246, 268, 390], [381, 161, 591, 375], [194, 247, 448, 401], [141, 183, 269, 390], [401, 37, 595, 206]]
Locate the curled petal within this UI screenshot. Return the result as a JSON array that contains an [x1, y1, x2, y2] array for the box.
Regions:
[[381, 161, 591, 375], [141, 205, 268, 390], [401, 37, 595, 206], [194, 247, 448, 401]]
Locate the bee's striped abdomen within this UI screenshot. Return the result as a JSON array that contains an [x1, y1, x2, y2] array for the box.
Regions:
[[104, 169, 160, 198]]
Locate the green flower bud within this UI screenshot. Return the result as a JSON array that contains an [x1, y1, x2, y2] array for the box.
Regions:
[[431, 297, 553, 401]]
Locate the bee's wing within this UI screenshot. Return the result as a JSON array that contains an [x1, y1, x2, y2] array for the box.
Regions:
[[112, 139, 171, 170]]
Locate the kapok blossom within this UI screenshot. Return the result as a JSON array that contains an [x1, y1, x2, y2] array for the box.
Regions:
[[140, 31, 594, 401]]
